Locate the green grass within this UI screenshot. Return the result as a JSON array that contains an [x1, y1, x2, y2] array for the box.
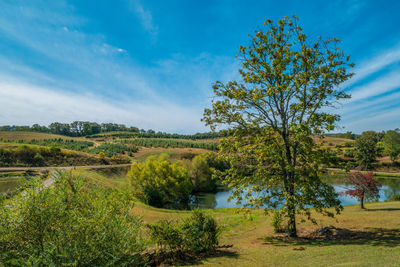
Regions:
[[77, 170, 400, 266]]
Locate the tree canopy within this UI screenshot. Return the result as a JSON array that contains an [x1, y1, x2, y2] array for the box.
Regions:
[[382, 129, 400, 163], [203, 15, 354, 237], [355, 131, 378, 170]]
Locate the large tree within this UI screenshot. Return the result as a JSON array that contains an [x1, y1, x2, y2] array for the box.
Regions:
[[203, 16, 354, 237], [382, 129, 400, 164], [355, 131, 378, 169]]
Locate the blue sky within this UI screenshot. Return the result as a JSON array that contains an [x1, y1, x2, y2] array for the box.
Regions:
[[0, 0, 399, 133]]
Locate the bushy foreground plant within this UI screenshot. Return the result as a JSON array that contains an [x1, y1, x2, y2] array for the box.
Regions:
[[147, 209, 220, 255], [0, 172, 146, 266]]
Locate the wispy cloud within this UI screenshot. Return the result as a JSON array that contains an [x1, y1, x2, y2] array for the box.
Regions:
[[344, 43, 400, 88], [130, 0, 158, 36], [338, 43, 400, 132], [0, 76, 205, 133], [348, 70, 400, 103]]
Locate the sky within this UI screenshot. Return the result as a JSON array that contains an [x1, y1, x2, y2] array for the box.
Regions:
[[0, 0, 399, 134]]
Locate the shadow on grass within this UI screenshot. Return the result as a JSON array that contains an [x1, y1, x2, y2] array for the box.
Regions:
[[364, 208, 400, 211], [147, 245, 238, 266], [261, 228, 400, 248]]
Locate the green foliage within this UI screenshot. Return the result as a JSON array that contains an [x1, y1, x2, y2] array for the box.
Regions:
[[0, 172, 146, 266], [148, 210, 220, 254], [147, 220, 184, 252], [271, 210, 286, 233], [127, 154, 193, 208], [1, 138, 94, 151], [119, 138, 218, 150], [390, 194, 400, 201], [203, 15, 352, 237], [0, 145, 126, 167], [355, 131, 378, 169], [343, 149, 355, 158], [327, 131, 357, 140], [186, 152, 228, 193], [382, 130, 400, 163], [90, 142, 138, 157], [344, 141, 354, 147], [88, 131, 227, 140]]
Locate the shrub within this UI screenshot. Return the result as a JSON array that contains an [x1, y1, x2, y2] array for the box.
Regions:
[[344, 141, 354, 147], [390, 195, 400, 201], [147, 210, 220, 255], [90, 143, 138, 157], [343, 149, 355, 158], [271, 210, 286, 233], [180, 209, 220, 253], [147, 220, 184, 252], [0, 172, 146, 266], [127, 154, 193, 208]]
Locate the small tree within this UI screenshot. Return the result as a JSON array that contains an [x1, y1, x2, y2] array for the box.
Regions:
[[355, 131, 378, 170], [382, 130, 400, 164], [127, 154, 193, 208], [341, 171, 381, 209]]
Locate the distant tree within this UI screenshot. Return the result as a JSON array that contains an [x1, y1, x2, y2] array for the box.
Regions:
[[382, 130, 400, 163], [341, 171, 381, 209], [355, 131, 378, 169], [203, 15, 353, 237]]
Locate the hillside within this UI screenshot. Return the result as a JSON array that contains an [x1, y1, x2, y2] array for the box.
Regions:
[[0, 131, 87, 141]]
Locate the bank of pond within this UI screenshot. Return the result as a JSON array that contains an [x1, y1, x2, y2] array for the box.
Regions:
[[2, 174, 399, 209]]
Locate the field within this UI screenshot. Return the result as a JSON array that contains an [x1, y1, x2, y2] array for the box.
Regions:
[[0, 131, 88, 141], [75, 170, 400, 266]]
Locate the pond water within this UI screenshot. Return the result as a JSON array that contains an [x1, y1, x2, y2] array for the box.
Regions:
[[192, 177, 400, 209], [0, 177, 23, 194], [2, 175, 399, 209]]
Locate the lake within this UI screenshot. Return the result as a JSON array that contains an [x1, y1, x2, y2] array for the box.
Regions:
[[192, 176, 400, 209]]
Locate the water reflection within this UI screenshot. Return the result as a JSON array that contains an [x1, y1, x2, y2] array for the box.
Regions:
[[193, 177, 400, 209], [0, 178, 22, 194]]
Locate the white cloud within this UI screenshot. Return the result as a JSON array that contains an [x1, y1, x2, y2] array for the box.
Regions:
[[342, 107, 400, 133], [130, 0, 158, 36], [344, 43, 400, 88], [0, 77, 207, 133], [348, 70, 400, 103]]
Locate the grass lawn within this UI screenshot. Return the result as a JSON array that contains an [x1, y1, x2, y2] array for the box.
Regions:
[[72, 170, 400, 266], [141, 202, 400, 266]]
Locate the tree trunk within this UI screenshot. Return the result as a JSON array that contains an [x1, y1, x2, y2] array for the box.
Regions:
[[360, 195, 365, 209], [287, 205, 297, 237]]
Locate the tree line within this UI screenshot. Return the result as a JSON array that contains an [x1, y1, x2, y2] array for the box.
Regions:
[[0, 121, 228, 139]]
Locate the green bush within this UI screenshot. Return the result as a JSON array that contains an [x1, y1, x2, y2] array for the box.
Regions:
[[187, 152, 228, 193], [390, 195, 400, 201], [119, 138, 218, 150], [180, 209, 220, 253], [147, 220, 184, 252], [148, 210, 220, 254], [0, 172, 146, 266], [344, 141, 354, 147], [127, 154, 193, 208], [271, 210, 286, 233], [90, 142, 138, 157], [343, 149, 355, 158]]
